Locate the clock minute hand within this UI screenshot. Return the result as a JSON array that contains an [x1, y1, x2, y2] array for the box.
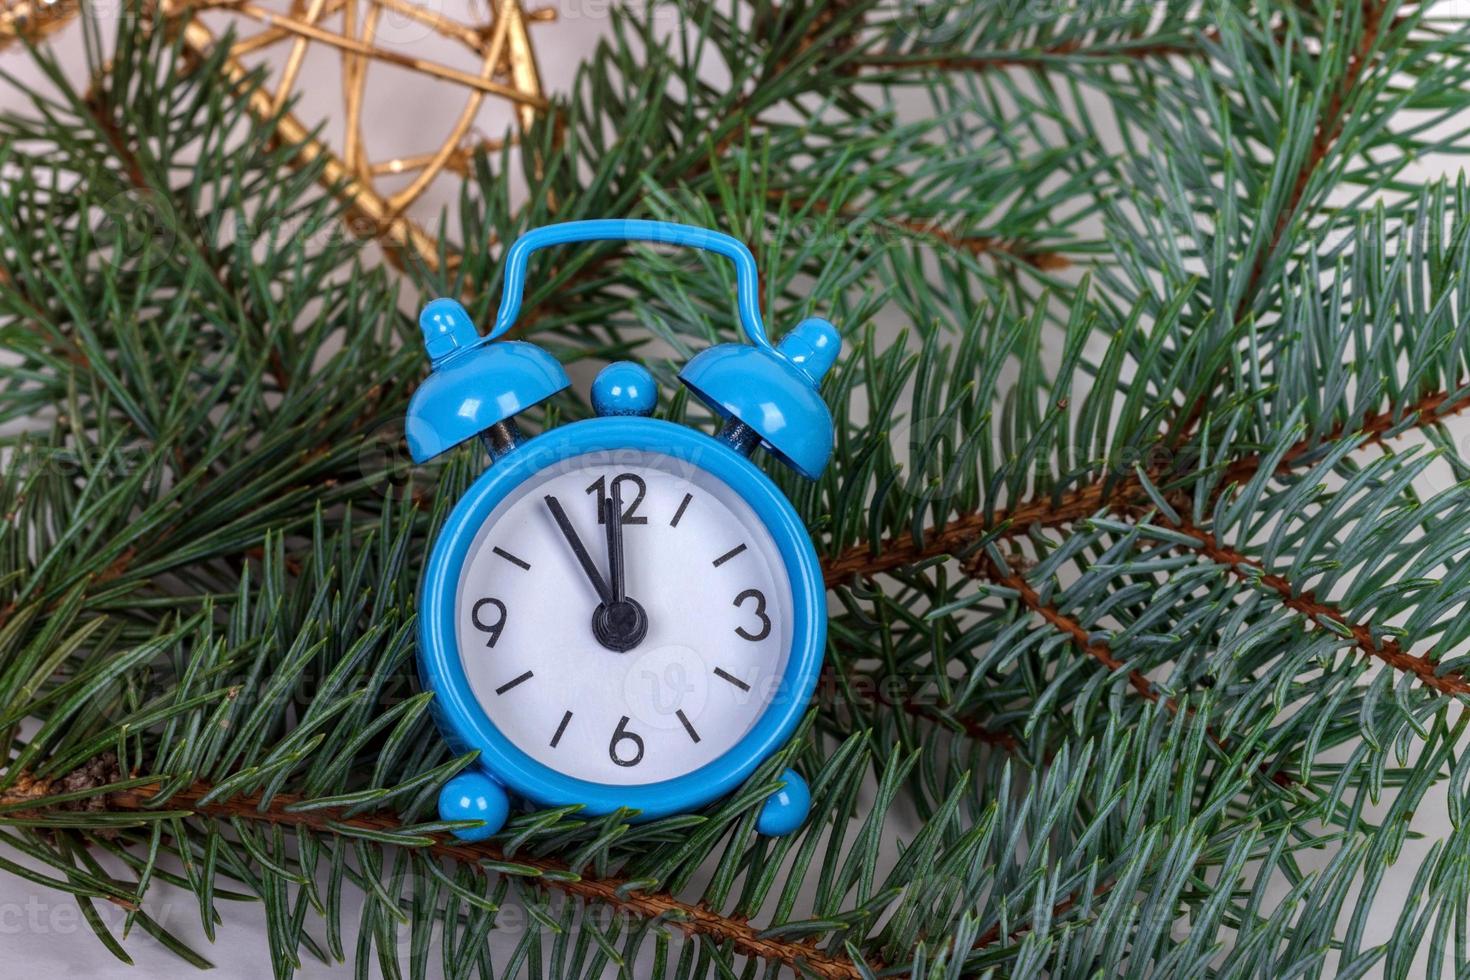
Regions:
[[544, 495, 612, 604], [604, 480, 626, 603]]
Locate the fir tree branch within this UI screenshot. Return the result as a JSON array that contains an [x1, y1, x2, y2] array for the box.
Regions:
[[1217, 385, 1470, 486], [766, 189, 1073, 268], [822, 487, 1107, 586], [856, 28, 1221, 73], [876, 214, 1070, 270], [860, 667, 1020, 750], [823, 383, 1470, 591], [971, 879, 1116, 951], [968, 552, 1159, 705], [1154, 517, 1470, 696], [78, 90, 301, 394], [1169, 0, 1392, 443], [967, 551, 1299, 791], [0, 778, 874, 980]]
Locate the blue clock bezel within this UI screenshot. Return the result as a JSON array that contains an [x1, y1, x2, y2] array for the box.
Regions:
[[418, 415, 826, 822]]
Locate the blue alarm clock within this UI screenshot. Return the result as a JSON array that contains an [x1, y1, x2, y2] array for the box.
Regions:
[[406, 220, 840, 840]]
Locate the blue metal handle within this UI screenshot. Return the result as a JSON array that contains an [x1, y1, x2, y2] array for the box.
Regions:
[[489, 219, 769, 350]]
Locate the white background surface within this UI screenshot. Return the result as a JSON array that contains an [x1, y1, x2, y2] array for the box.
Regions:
[[1, 3, 1468, 977]]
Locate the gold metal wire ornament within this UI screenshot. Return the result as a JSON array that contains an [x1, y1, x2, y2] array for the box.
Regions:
[[0, 0, 80, 49], [1, 0, 551, 273]]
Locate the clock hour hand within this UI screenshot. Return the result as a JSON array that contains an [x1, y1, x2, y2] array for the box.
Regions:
[[544, 495, 612, 604]]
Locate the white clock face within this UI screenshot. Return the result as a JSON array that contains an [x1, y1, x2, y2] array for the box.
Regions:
[[453, 449, 794, 786]]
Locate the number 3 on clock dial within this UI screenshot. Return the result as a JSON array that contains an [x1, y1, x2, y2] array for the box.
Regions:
[[453, 450, 795, 786]]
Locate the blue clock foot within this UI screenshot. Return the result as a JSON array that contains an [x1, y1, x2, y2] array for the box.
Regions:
[[439, 770, 509, 842], [756, 770, 810, 837]]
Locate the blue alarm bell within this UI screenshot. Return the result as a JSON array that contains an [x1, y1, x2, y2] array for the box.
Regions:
[[409, 220, 839, 842], [404, 298, 570, 463], [680, 317, 840, 479]]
